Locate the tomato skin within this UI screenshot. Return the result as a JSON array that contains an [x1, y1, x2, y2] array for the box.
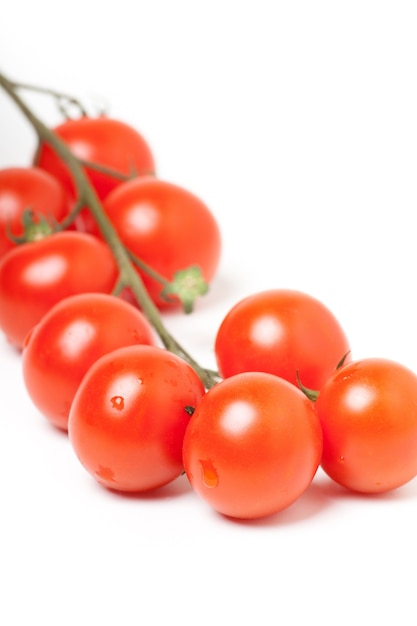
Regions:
[[215, 289, 351, 391], [35, 116, 155, 233], [182, 372, 323, 520], [102, 177, 222, 308], [0, 231, 118, 349], [0, 167, 70, 257], [315, 358, 417, 493], [22, 293, 156, 431], [68, 345, 205, 492]]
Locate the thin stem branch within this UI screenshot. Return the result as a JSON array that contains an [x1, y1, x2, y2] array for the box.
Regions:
[[78, 158, 154, 181], [128, 250, 171, 289], [0, 70, 217, 389], [7, 78, 90, 117]]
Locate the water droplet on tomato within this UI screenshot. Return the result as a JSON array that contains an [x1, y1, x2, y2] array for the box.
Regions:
[[111, 395, 124, 410], [95, 465, 115, 482], [199, 459, 219, 488]]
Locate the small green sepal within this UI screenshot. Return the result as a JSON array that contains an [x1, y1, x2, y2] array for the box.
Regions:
[[7, 208, 54, 244], [296, 371, 320, 402], [161, 266, 209, 314], [336, 351, 351, 370]]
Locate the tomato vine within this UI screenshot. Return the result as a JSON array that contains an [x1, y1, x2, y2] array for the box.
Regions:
[[0, 70, 218, 389]]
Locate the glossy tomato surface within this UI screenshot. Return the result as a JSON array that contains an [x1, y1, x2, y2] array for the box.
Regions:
[[22, 293, 156, 430], [68, 345, 205, 492], [215, 289, 351, 390], [183, 371, 323, 519], [0, 167, 70, 257], [102, 177, 222, 308], [0, 231, 118, 348], [315, 358, 417, 494], [35, 116, 155, 233]]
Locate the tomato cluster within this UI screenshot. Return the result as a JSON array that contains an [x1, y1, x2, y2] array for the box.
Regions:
[[2, 82, 417, 522]]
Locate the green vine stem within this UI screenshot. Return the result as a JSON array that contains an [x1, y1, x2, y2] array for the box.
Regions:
[[3, 78, 91, 117], [77, 158, 154, 181], [0, 70, 218, 389]]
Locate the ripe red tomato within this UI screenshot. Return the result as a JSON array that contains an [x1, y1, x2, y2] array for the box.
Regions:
[[182, 371, 323, 519], [35, 116, 155, 233], [314, 357, 417, 494], [102, 177, 222, 308], [0, 231, 118, 349], [0, 167, 70, 257], [215, 289, 351, 391], [68, 345, 205, 492], [22, 293, 157, 431]]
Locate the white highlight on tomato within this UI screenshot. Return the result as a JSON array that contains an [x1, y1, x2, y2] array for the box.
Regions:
[[250, 314, 284, 346], [58, 320, 96, 359], [23, 255, 67, 285], [345, 384, 376, 412], [127, 203, 159, 234], [220, 400, 257, 435]]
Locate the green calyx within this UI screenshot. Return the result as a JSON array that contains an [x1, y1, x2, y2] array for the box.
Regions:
[[8, 208, 54, 244], [161, 265, 209, 314], [296, 371, 320, 402]]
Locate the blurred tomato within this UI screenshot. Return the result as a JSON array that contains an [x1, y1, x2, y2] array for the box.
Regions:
[[0, 231, 118, 348], [35, 116, 155, 233], [0, 167, 70, 257], [103, 177, 221, 308]]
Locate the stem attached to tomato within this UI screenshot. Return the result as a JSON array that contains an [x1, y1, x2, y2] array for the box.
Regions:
[[0, 70, 218, 389], [78, 158, 154, 181]]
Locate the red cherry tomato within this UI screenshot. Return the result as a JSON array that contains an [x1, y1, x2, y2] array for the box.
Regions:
[[22, 293, 156, 431], [35, 116, 155, 233], [102, 177, 222, 308], [0, 167, 70, 257], [182, 371, 323, 520], [315, 357, 417, 494], [215, 289, 351, 391], [68, 345, 205, 492], [0, 231, 118, 348]]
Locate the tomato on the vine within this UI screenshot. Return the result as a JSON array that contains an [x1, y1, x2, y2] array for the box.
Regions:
[[22, 293, 157, 431], [0, 231, 118, 348], [0, 166, 70, 257], [182, 371, 323, 519], [314, 357, 417, 494], [68, 344, 205, 492], [215, 289, 351, 391], [35, 116, 155, 233], [102, 176, 222, 308]]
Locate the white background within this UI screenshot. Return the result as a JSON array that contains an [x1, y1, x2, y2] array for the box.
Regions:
[[2, 1, 417, 624]]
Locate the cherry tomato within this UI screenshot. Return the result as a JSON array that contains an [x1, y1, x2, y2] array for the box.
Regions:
[[102, 177, 222, 308], [0, 167, 70, 257], [215, 289, 351, 391], [0, 231, 118, 348], [22, 293, 156, 431], [314, 357, 417, 494], [35, 116, 155, 233], [182, 371, 323, 519], [68, 345, 205, 492]]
